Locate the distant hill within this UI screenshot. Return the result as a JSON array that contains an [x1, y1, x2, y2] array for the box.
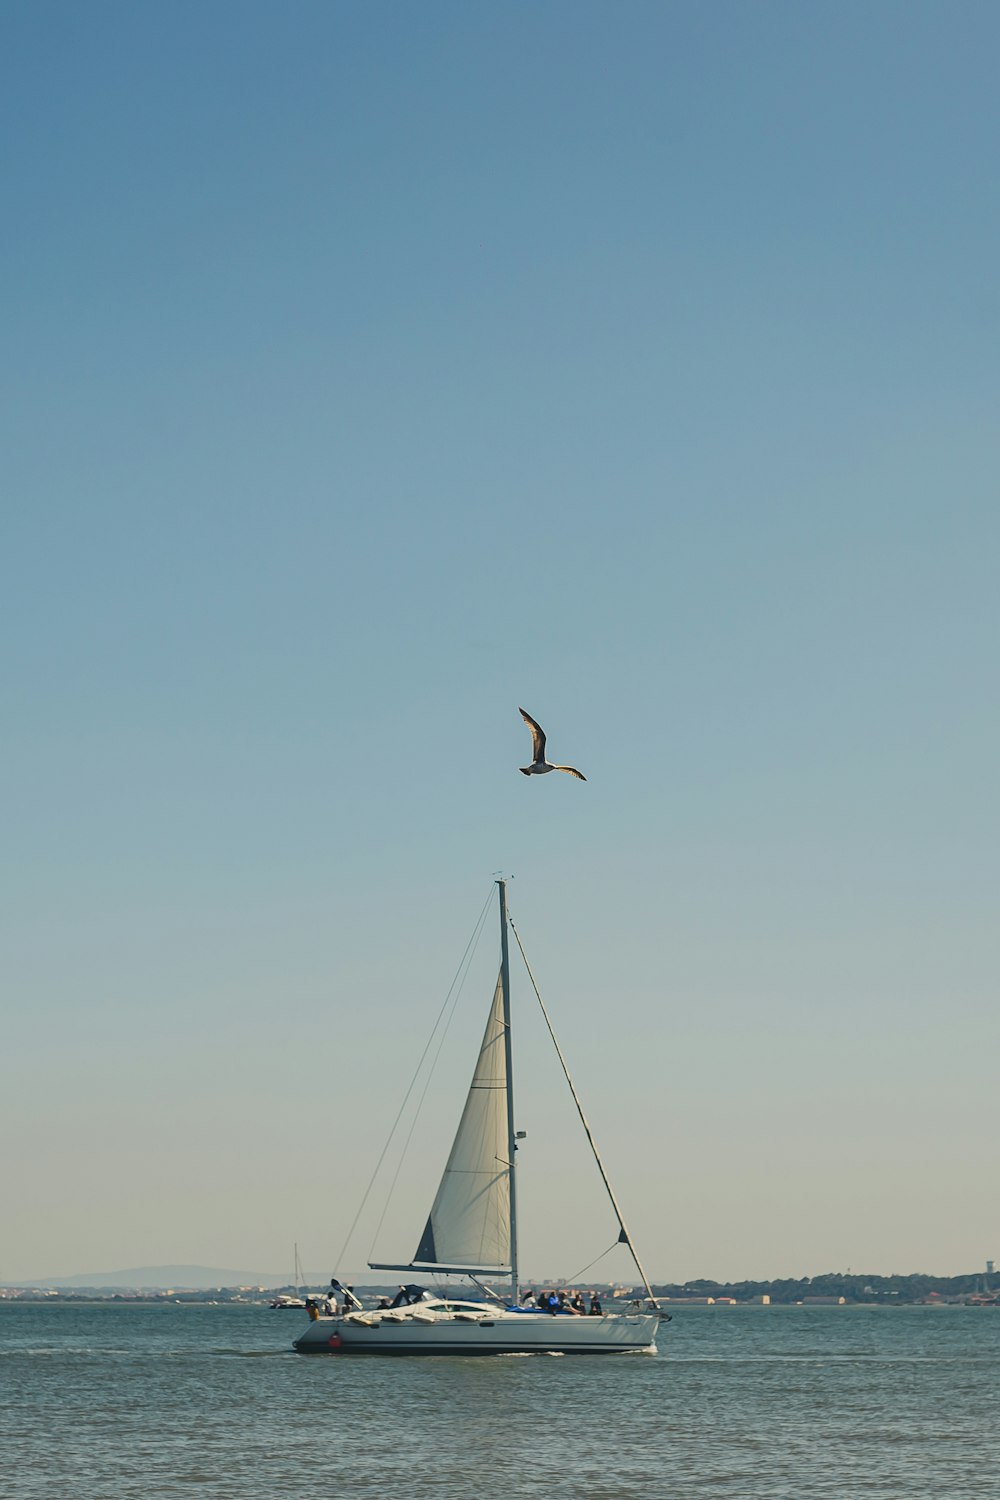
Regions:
[[13, 1265, 326, 1291]]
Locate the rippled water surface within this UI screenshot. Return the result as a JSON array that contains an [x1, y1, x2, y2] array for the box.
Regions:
[[2, 1303, 998, 1497]]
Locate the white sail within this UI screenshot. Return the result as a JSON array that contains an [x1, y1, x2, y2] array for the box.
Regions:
[[412, 973, 511, 1270]]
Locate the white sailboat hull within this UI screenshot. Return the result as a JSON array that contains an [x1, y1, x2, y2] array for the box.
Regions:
[[294, 1307, 658, 1356]]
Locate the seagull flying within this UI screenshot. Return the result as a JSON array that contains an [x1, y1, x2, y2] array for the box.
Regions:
[[518, 708, 587, 780]]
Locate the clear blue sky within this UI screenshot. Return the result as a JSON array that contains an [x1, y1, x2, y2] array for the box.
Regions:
[[3, 1, 997, 1284]]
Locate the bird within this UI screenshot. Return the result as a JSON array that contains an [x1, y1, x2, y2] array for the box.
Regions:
[[518, 708, 587, 780]]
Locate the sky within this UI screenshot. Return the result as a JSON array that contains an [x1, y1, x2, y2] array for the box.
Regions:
[[2, 0, 997, 1286]]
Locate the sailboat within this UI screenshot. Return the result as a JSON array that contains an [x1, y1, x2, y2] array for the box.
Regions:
[[270, 1244, 307, 1309], [294, 880, 661, 1355]]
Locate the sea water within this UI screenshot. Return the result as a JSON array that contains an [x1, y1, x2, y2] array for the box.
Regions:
[[2, 1302, 998, 1498]]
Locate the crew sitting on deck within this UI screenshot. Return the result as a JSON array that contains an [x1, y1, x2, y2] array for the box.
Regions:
[[589, 1292, 603, 1315], [329, 1278, 362, 1312]]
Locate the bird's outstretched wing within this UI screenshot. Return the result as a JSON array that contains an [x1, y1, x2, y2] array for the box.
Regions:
[[554, 765, 587, 781], [518, 707, 546, 764]]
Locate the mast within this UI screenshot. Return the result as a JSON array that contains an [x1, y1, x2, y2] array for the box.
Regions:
[[498, 878, 519, 1307]]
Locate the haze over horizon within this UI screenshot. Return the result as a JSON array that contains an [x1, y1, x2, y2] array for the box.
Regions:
[[3, 2, 997, 1285]]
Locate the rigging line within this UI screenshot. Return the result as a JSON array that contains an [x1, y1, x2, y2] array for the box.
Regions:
[[565, 1240, 619, 1286], [339, 885, 493, 1275], [332, 884, 495, 1278], [366, 890, 493, 1257], [507, 911, 658, 1311], [468, 1274, 505, 1304]]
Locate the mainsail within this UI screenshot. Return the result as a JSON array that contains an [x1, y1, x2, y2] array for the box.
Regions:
[[412, 973, 511, 1271]]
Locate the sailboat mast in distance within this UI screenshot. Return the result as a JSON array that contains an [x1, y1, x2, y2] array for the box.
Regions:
[[498, 878, 518, 1308]]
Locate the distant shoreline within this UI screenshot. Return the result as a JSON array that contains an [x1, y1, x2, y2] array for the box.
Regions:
[[2, 1268, 996, 1308]]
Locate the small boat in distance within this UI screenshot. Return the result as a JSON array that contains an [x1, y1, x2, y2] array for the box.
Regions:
[[294, 880, 661, 1355], [270, 1243, 307, 1309]]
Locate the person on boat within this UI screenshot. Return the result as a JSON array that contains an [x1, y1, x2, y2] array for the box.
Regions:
[[305, 1298, 320, 1322], [330, 1278, 362, 1311], [389, 1283, 428, 1307], [570, 1292, 585, 1314], [520, 1289, 537, 1307], [377, 1297, 392, 1310], [589, 1293, 603, 1316], [322, 1294, 336, 1315]]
